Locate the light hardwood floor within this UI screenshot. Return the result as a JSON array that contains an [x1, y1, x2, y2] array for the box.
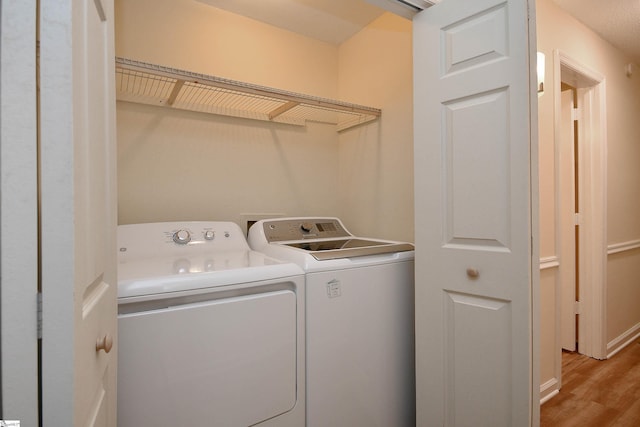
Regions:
[[540, 336, 640, 426]]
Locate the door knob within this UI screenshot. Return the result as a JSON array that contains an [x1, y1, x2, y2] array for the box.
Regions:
[[96, 334, 113, 353], [466, 268, 479, 279]]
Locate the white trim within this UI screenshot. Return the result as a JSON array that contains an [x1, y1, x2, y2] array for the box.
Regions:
[[400, 0, 439, 8], [607, 322, 640, 358], [539, 377, 560, 405], [607, 239, 640, 255], [363, 0, 436, 19], [529, 2, 542, 423], [539, 256, 559, 270]]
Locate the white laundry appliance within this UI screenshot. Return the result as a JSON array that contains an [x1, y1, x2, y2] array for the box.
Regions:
[[248, 217, 415, 427], [117, 221, 305, 427]]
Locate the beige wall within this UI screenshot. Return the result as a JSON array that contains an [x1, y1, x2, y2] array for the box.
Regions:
[[539, 268, 558, 390], [117, 103, 342, 226], [337, 13, 414, 242], [115, 0, 414, 242], [115, 0, 338, 97], [537, 0, 640, 395], [116, 0, 342, 228]]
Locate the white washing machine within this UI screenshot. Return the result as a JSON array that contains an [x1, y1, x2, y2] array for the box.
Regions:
[[248, 217, 415, 427], [117, 221, 305, 427]]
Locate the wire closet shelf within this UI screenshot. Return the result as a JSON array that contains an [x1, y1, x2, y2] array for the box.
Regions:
[[115, 57, 381, 132]]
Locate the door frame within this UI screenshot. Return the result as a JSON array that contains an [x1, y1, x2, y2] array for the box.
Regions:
[[0, 1, 39, 424], [553, 49, 607, 366]]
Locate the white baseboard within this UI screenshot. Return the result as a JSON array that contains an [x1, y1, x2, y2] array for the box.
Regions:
[[607, 322, 640, 358], [539, 377, 560, 405]]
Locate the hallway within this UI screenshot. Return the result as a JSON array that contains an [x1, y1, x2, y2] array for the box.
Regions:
[[541, 337, 640, 426]]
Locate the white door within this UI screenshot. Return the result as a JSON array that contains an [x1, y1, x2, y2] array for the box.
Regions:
[[413, 0, 539, 425], [559, 88, 577, 352], [39, 0, 117, 425]]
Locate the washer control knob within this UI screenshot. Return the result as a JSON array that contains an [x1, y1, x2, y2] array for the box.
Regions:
[[173, 229, 191, 244], [204, 230, 215, 240], [300, 222, 314, 233]]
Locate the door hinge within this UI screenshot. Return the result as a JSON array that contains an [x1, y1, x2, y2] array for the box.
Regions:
[[574, 213, 581, 226], [574, 300, 581, 315], [572, 107, 581, 122], [37, 292, 43, 339]]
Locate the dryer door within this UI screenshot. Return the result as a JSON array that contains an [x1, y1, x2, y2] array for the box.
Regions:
[[118, 289, 297, 427]]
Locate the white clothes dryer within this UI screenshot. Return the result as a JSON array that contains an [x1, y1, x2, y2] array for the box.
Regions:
[[117, 221, 305, 427], [248, 217, 415, 427]]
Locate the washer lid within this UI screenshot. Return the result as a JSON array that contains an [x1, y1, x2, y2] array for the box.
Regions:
[[283, 239, 415, 260], [118, 249, 302, 299]]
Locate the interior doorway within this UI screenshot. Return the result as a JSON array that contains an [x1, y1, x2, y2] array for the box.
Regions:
[[554, 50, 608, 368]]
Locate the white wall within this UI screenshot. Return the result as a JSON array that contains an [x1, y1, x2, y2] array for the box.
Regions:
[[115, 0, 415, 242], [537, 0, 640, 397]]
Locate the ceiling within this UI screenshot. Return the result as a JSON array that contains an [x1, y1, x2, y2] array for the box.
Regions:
[[197, 0, 640, 65], [196, 0, 387, 45]]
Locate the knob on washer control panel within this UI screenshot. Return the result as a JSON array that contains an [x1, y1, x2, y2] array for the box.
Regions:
[[173, 229, 191, 244], [300, 222, 314, 233], [204, 230, 215, 240]]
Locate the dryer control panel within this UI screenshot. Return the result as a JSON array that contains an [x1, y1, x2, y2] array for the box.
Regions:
[[261, 218, 351, 242], [118, 221, 249, 258]]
